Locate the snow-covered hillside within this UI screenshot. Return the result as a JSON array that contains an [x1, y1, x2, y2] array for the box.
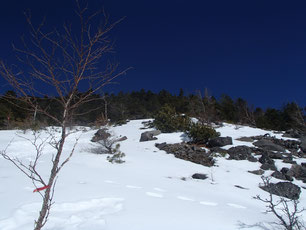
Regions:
[[0, 120, 305, 230]]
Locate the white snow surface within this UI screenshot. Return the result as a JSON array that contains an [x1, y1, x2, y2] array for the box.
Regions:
[[0, 120, 305, 230]]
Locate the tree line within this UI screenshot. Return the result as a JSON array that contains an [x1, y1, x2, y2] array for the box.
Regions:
[[0, 88, 305, 132]]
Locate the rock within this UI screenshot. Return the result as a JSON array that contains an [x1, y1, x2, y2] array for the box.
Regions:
[[281, 167, 295, 178], [210, 147, 228, 155], [236, 137, 254, 142], [259, 152, 277, 170], [247, 156, 258, 162], [91, 128, 111, 142], [192, 173, 208, 180], [140, 130, 161, 142], [271, 171, 292, 181], [289, 164, 306, 183], [207, 136, 233, 147], [234, 185, 249, 190], [260, 163, 277, 171], [248, 169, 265, 175], [282, 129, 302, 138], [260, 182, 301, 200], [227, 146, 252, 160], [117, 136, 128, 142], [149, 130, 162, 136], [259, 152, 275, 165], [268, 152, 284, 159], [282, 158, 297, 165], [155, 143, 214, 167], [155, 142, 167, 149], [253, 139, 286, 152], [300, 137, 306, 153]]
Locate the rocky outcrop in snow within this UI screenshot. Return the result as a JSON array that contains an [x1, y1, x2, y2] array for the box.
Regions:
[[260, 181, 301, 200], [139, 130, 161, 142], [207, 136, 232, 148], [91, 128, 111, 142], [155, 143, 214, 167]]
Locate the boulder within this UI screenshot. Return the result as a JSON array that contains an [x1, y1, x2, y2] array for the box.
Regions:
[[282, 129, 301, 138], [281, 167, 295, 178], [236, 137, 254, 142], [282, 159, 297, 164], [260, 182, 301, 200], [155, 142, 167, 149], [259, 153, 275, 165], [207, 136, 232, 147], [192, 173, 208, 180], [247, 156, 258, 162], [300, 137, 306, 153], [248, 169, 265, 175], [227, 146, 252, 160], [268, 152, 284, 159], [210, 147, 228, 155], [117, 136, 128, 142], [271, 171, 293, 181], [155, 143, 214, 167], [253, 139, 285, 152], [260, 163, 277, 171], [289, 164, 306, 183], [91, 128, 111, 142], [140, 130, 161, 142]]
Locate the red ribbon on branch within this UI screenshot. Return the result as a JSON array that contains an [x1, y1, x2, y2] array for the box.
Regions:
[[33, 185, 49, 193]]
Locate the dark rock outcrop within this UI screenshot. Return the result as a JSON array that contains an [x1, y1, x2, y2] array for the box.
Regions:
[[140, 130, 161, 142], [91, 128, 111, 142], [210, 147, 228, 155], [282, 129, 302, 138], [259, 152, 277, 171], [207, 136, 233, 147], [155, 143, 214, 167], [271, 171, 293, 181], [289, 164, 306, 183], [259, 152, 275, 165], [252, 135, 300, 152], [236, 137, 254, 142], [248, 169, 265, 175], [260, 163, 277, 171], [253, 139, 285, 152], [192, 173, 208, 180], [227, 146, 252, 160], [300, 137, 306, 153], [260, 182, 301, 200]]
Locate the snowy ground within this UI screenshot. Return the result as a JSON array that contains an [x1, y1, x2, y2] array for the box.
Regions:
[[0, 120, 305, 230]]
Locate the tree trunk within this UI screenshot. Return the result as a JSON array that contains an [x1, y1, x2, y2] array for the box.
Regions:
[[34, 124, 66, 230]]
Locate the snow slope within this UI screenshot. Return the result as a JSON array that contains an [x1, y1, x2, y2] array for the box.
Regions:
[[0, 120, 305, 230]]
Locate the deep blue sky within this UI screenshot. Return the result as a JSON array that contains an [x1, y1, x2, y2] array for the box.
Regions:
[[0, 0, 305, 108]]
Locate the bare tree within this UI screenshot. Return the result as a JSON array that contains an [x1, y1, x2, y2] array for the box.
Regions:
[[254, 177, 305, 230], [0, 1, 129, 229]]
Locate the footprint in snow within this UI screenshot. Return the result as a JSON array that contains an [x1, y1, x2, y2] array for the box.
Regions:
[[104, 180, 118, 184], [227, 203, 246, 209], [154, 187, 166, 192], [146, 192, 164, 198], [24, 186, 34, 192], [126, 185, 142, 189], [177, 196, 195, 202], [199, 201, 218, 206]]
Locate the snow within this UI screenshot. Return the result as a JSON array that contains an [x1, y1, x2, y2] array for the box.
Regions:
[[0, 120, 305, 230]]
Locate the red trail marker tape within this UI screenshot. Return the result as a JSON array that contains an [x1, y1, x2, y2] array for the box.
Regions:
[[33, 185, 49, 193]]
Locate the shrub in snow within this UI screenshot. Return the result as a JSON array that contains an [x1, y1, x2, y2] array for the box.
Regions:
[[107, 144, 125, 164], [255, 177, 305, 230], [153, 104, 190, 133], [187, 123, 220, 144]]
